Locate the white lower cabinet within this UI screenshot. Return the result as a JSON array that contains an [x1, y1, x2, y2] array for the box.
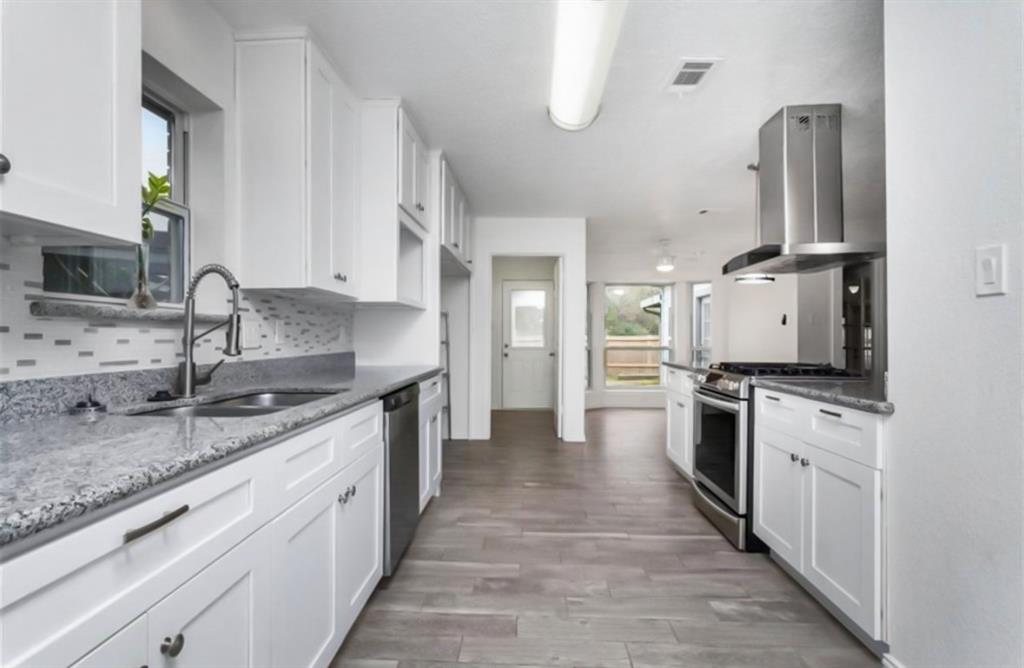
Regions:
[[665, 389, 693, 477], [419, 374, 445, 512], [269, 470, 347, 668], [753, 426, 804, 569], [147, 528, 272, 668], [0, 402, 386, 668], [335, 446, 385, 636], [752, 390, 886, 641], [802, 443, 882, 638], [69, 617, 147, 668]]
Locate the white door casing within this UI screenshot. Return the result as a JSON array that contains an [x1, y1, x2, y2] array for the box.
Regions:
[[501, 280, 556, 409]]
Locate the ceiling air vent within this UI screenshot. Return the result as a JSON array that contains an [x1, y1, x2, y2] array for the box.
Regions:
[[667, 59, 720, 92]]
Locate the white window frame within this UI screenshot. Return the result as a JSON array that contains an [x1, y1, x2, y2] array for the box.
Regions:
[[691, 282, 712, 368], [602, 283, 673, 390]]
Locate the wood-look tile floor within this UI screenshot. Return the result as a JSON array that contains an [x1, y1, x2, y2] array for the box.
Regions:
[[332, 409, 878, 668]]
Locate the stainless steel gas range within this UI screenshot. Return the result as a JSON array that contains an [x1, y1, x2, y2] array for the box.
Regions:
[[691, 362, 855, 551]]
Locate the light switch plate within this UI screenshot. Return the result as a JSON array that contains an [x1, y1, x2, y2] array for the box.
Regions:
[[975, 244, 1007, 296]]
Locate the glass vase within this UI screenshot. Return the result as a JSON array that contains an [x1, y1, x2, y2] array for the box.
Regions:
[[128, 241, 158, 309]]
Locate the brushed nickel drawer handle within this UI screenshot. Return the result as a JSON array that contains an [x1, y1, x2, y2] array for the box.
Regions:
[[819, 408, 843, 419], [160, 633, 185, 657], [765, 395, 781, 402], [124, 504, 190, 544]]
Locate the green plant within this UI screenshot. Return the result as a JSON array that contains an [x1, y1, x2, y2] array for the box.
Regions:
[[141, 172, 170, 241]]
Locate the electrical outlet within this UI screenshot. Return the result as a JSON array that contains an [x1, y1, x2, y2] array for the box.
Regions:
[[240, 319, 263, 350]]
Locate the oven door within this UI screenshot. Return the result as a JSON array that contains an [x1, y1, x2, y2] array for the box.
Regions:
[[693, 388, 748, 515]]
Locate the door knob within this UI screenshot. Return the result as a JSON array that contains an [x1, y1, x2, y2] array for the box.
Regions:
[[160, 633, 185, 657], [0, 153, 10, 175]]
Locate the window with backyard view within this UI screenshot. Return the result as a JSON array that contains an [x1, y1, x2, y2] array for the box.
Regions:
[[604, 285, 672, 387]]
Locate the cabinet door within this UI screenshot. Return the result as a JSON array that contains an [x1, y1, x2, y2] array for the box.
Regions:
[[147, 529, 271, 668], [336, 444, 385, 639], [453, 187, 466, 258], [430, 406, 443, 496], [307, 42, 359, 298], [419, 408, 432, 513], [440, 160, 454, 246], [415, 140, 431, 230], [0, 0, 140, 243], [269, 471, 348, 668], [753, 426, 804, 569], [666, 394, 688, 472], [70, 616, 147, 668], [678, 394, 693, 476], [398, 111, 418, 216], [802, 443, 882, 639]]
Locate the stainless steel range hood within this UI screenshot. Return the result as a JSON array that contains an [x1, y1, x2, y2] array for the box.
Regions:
[[724, 104, 885, 276]]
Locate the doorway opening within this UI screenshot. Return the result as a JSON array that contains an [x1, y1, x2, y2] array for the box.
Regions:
[[492, 257, 560, 429]]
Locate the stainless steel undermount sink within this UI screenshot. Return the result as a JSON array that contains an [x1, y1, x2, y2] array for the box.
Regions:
[[136, 391, 344, 418]]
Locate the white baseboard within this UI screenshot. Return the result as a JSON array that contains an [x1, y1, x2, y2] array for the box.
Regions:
[[882, 654, 907, 668], [586, 388, 665, 409]]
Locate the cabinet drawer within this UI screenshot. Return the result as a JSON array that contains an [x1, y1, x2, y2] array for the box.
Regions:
[[755, 389, 803, 435], [805, 402, 881, 469], [420, 374, 444, 404], [665, 367, 691, 395], [0, 452, 273, 668], [271, 401, 382, 511]]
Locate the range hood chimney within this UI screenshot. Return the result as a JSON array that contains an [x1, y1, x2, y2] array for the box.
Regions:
[[723, 104, 885, 275]]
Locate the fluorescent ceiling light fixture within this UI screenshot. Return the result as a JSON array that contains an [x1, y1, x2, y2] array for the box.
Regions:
[[549, 0, 629, 131], [734, 273, 776, 284]]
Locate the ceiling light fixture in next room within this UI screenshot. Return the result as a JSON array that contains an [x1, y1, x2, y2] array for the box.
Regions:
[[548, 0, 629, 131]]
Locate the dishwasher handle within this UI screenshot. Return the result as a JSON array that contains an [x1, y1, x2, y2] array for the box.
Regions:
[[382, 383, 420, 412]]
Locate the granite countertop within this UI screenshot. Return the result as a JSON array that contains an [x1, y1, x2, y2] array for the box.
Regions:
[[0, 364, 441, 554], [752, 378, 894, 415]]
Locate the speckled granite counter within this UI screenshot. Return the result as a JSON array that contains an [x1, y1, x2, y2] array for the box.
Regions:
[[0, 363, 441, 554], [752, 378, 894, 415]]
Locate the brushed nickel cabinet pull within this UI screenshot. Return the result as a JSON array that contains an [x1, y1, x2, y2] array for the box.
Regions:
[[765, 395, 781, 402], [800, 458, 810, 467], [819, 408, 843, 419], [790, 453, 799, 462], [124, 504, 190, 544], [0, 153, 10, 174]]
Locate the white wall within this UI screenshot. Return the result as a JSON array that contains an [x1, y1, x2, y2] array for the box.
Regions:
[[491, 256, 557, 408], [709, 274, 800, 363], [470, 217, 587, 442], [884, 3, 1024, 667]]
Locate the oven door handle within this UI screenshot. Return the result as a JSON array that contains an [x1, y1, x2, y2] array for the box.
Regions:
[[694, 390, 741, 413]]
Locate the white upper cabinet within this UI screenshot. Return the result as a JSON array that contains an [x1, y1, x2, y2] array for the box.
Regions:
[[0, 0, 141, 244], [440, 156, 473, 274], [236, 33, 359, 299], [398, 109, 430, 230], [359, 100, 428, 307]]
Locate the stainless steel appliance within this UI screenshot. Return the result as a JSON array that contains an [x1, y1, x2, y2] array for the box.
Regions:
[[723, 104, 885, 276], [692, 362, 855, 551], [382, 384, 420, 576]]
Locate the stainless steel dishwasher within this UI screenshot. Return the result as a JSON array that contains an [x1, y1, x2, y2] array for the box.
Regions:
[[382, 383, 420, 576]]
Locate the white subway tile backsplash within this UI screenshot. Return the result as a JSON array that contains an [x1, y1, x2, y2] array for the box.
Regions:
[[0, 244, 354, 381]]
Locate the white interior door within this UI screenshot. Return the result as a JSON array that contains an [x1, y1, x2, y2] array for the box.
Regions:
[[501, 280, 556, 409]]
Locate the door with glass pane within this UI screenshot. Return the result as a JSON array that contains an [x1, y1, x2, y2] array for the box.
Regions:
[[501, 281, 556, 409]]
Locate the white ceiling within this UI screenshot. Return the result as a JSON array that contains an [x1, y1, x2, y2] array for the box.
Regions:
[[211, 0, 885, 274]]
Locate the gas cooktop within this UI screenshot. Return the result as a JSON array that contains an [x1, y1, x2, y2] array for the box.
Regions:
[[711, 362, 856, 378]]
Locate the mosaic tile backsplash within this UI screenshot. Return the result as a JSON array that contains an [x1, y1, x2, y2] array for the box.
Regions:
[[0, 243, 355, 381]]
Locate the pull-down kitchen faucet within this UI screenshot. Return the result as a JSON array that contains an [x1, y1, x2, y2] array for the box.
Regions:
[[177, 264, 243, 398]]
